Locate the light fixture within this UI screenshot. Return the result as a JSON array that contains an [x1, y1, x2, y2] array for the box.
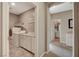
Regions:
[[11, 3, 15, 6]]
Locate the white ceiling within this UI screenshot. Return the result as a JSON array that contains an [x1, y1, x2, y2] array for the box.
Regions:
[[49, 3, 73, 14], [9, 2, 35, 15]]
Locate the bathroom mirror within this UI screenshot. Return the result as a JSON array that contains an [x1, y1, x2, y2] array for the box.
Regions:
[[47, 2, 74, 57]]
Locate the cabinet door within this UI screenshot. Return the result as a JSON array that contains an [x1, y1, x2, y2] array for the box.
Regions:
[[20, 35, 32, 51]]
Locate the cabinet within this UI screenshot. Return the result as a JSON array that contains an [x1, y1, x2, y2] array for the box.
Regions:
[[12, 33, 35, 53], [19, 35, 35, 53], [19, 35, 32, 51], [12, 34, 19, 47]]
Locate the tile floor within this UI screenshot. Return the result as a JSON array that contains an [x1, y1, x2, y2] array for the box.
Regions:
[[9, 39, 34, 57], [43, 51, 58, 57]]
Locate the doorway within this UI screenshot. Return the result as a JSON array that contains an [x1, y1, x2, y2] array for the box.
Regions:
[[52, 20, 61, 42], [8, 2, 36, 57], [47, 2, 74, 57]]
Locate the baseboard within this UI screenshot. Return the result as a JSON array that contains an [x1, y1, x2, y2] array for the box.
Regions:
[[20, 46, 35, 55]]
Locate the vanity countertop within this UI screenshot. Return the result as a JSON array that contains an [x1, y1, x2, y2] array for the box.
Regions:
[[20, 32, 35, 37], [13, 32, 35, 37]]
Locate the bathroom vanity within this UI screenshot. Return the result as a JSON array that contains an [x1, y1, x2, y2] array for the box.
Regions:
[[12, 32, 35, 54], [19, 32, 35, 53]]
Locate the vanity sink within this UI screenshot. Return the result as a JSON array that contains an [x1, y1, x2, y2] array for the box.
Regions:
[[12, 30, 26, 34], [19, 32, 35, 53], [12, 27, 35, 52], [19, 30, 26, 34], [12, 27, 27, 34]]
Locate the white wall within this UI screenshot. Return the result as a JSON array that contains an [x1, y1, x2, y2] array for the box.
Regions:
[[19, 8, 35, 32], [9, 13, 19, 29], [35, 3, 46, 56]]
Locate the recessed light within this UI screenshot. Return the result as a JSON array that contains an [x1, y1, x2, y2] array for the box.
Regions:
[[11, 3, 15, 6]]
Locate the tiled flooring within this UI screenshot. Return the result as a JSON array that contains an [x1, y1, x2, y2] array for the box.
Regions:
[[9, 39, 34, 57], [43, 51, 58, 57], [51, 41, 72, 50]]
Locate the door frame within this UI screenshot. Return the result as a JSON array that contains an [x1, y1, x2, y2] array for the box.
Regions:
[[2, 2, 46, 57], [2, 2, 37, 57], [2, 2, 9, 57]]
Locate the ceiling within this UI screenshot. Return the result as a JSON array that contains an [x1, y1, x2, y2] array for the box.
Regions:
[[9, 2, 35, 15], [49, 3, 73, 14]]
